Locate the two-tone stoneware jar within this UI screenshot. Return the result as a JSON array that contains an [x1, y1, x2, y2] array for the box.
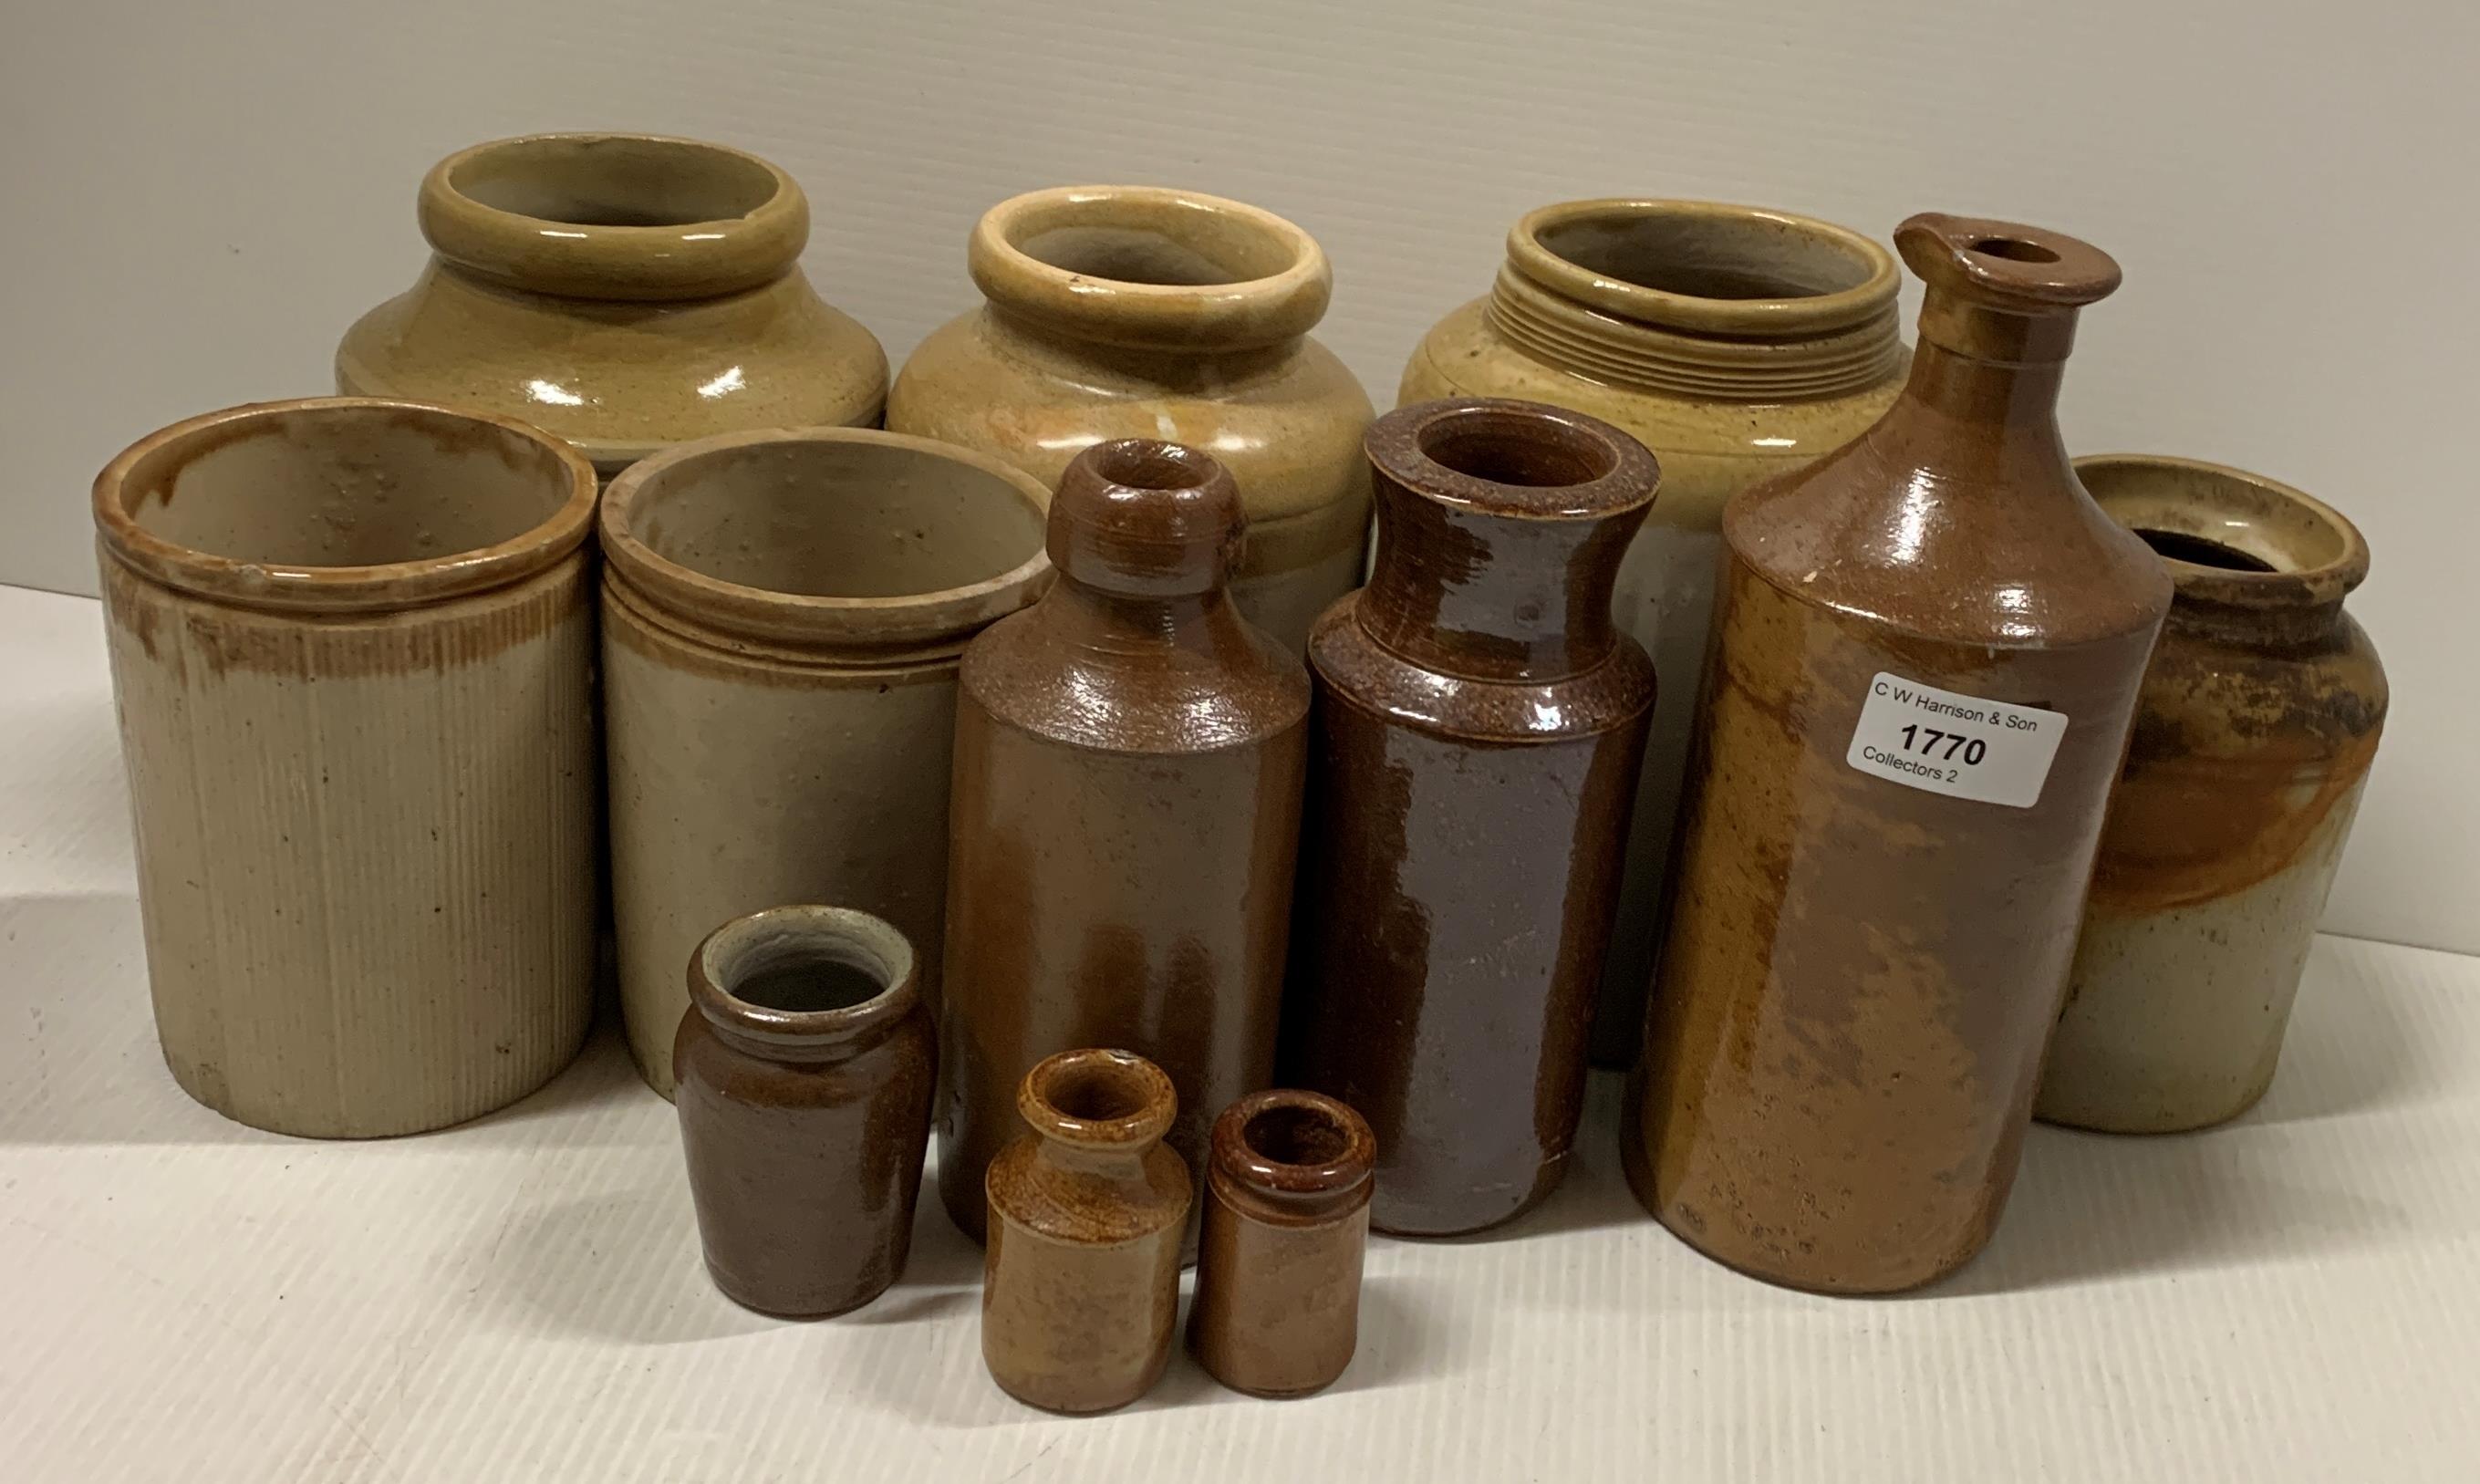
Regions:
[[2039, 455, 2387, 1134], [888, 185, 1373, 651], [337, 133, 887, 479], [1401, 199, 1909, 1064]]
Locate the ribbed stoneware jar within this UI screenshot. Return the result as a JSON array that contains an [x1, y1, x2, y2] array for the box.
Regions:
[[888, 184, 1374, 651], [337, 133, 887, 479], [1401, 199, 1908, 1064], [95, 398, 600, 1137], [600, 428, 1051, 1095], [2039, 456, 2387, 1134]]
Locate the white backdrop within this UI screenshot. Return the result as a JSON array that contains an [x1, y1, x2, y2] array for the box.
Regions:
[[3, 0, 2472, 952]]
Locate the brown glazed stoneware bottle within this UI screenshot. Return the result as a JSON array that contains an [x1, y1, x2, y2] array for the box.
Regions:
[[1188, 1089, 1377, 1397], [2039, 456, 2387, 1133], [982, 1048, 1191, 1414], [673, 906, 935, 1317], [939, 440, 1310, 1245], [1286, 398, 1659, 1237], [1625, 214, 2173, 1294]]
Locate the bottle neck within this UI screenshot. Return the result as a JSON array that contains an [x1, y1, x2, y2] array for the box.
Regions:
[[1034, 1138, 1156, 1179], [1881, 301, 2076, 487], [1358, 484, 1640, 683]]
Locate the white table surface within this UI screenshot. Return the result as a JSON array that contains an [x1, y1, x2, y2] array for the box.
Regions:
[[4, 580, 2475, 1483]]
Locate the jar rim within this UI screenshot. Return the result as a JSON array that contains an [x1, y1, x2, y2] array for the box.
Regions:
[[1369, 398, 1661, 522], [419, 132, 808, 301], [2076, 453, 2371, 611], [1209, 1089, 1376, 1196], [93, 398, 597, 614], [1015, 1047, 1177, 1149], [1509, 198, 1900, 338], [687, 905, 918, 1055]]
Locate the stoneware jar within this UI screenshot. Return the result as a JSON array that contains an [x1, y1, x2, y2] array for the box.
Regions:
[[1188, 1088, 1376, 1398], [599, 428, 1051, 1095], [337, 133, 887, 479], [1400, 199, 1908, 1065], [2038, 456, 2387, 1134], [887, 184, 1373, 650], [1285, 398, 1659, 1236], [982, 1048, 1191, 1414], [938, 441, 1310, 1243], [674, 905, 936, 1317], [94, 398, 600, 1137], [1625, 215, 2173, 1294]]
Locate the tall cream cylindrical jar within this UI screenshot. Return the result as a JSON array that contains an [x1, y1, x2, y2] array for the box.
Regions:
[[887, 185, 1373, 651], [1401, 199, 1910, 1064], [95, 398, 601, 1137], [337, 133, 887, 479], [599, 428, 1052, 1095]]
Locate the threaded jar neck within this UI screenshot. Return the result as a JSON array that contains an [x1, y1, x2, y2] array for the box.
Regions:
[[1485, 199, 1903, 401]]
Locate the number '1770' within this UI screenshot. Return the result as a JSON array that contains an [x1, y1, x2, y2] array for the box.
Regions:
[[1898, 724, 1987, 766]]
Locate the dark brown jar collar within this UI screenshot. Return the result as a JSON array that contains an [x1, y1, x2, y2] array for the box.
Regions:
[[1209, 1089, 1375, 1223], [687, 906, 918, 1064]]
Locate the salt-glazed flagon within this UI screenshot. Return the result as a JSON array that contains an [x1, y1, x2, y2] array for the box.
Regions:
[[1401, 199, 1908, 1065], [337, 133, 887, 478], [95, 398, 600, 1137]]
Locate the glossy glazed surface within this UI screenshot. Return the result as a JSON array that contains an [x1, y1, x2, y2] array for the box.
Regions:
[[599, 428, 1052, 1095], [1286, 399, 1657, 1236], [888, 186, 1373, 650], [337, 134, 887, 477], [982, 1049, 1191, 1414], [1398, 201, 1909, 1066], [1188, 1089, 1375, 1397], [673, 907, 934, 1317], [2040, 457, 2388, 1133], [1625, 215, 2173, 1292], [939, 441, 1309, 1245]]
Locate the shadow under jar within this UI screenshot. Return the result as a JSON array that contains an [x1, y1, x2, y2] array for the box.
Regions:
[[599, 428, 1051, 1095], [2039, 455, 2388, 1134], [94, 398, 600, 1137], [1285, 398, 1659, 1237], [674, 905, 935, 1317]]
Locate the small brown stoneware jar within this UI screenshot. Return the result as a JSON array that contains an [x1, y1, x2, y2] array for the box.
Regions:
[[674, 906, 935, 1318], [1626, 214, 2174, 1294], [1188, 1089, 1377, 1397], [2039, 456, 2388, 1134], [982, 1048, 1191, 1414], [939, 441, 1310, 1245], [1286, 398, 1659, 1237]]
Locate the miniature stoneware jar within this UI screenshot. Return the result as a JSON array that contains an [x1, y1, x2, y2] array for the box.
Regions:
[[1401, 200, 1909, 1065], [599, 428, 1051, 1095], [938, 441, 1309, 1244], [1625, 215, 2173, 1293], [94, 398, 600, 1137], [888, 184, 1373, 651], [983, 1048, 1191, 1414], [2038, 456, 2387, 1134], [1285, 398, 1659, 1236], [1188, 1089, 1376, 1398], [337, 133, 887, 479], [674, 905, 935, 1317]]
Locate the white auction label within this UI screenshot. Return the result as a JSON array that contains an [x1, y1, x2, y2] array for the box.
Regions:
[[1844, 672, 2068, 808]]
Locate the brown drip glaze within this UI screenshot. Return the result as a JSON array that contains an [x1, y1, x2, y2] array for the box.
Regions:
[[1285, 397, 1658, 1237], [1624, 214, 2172, 1293]]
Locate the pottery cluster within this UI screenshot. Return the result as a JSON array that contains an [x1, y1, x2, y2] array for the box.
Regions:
[[93, 132, 2385, 1408]]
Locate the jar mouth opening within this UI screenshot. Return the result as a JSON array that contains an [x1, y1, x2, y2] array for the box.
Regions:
[[445, 135, 783, 227], [1374, 399, 1660, 520], [1018, 1048, 1176, 1147], [1213, 1089, 1375, 1195], [691, 907, 916, 1039], [93, 399, 597, 613], [2077, 453, 2369, 608], [1511, 199, 1900, 336]]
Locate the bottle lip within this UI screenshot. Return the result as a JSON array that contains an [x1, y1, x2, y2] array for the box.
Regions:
[[686, 905, 918, 1056], [969, 184, 1332, 350], [1507, 198, 1900, 338], [1209, 1089, 1376, 1198], [599, 427, 1053, 653], [1015, 1048, 1178, 1149], [93, 397, 597, 614], [1366, 398, 1661, 522], [1896, 213, 2122, 317], [418, 133, 809, 301], [1045, 438, 1245, 597], [2076, 453, 2371, 610]]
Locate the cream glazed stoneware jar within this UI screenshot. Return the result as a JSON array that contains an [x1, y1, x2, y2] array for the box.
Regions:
[[887, 184, 1373, 652], [598, 428, 1052, 1096], [1401, 199, 1910, 1064], [337, 133, 887, 479], [95, 398, 601, 1137]]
